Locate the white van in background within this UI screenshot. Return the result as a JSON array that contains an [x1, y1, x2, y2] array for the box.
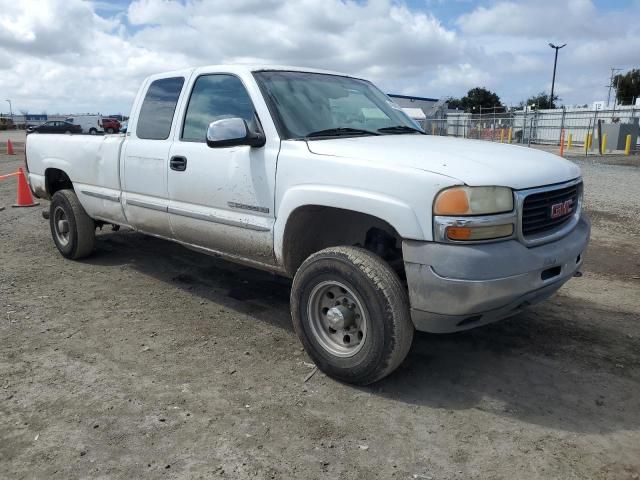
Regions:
[[64, 115, 103, 135]]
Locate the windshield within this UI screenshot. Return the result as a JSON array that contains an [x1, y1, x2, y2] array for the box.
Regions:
[[253, 71, 423, 139]]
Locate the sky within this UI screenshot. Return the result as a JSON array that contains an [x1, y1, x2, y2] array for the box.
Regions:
[[1, 0, 639, 115]]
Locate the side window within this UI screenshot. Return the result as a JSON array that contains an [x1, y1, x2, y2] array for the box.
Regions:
[[182, 74, 255, 142], [137, 77, 185, 140]]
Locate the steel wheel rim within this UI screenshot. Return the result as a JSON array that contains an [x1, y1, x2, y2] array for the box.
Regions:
[[53, 206, 70, 246], [307, 280, 368, 357]]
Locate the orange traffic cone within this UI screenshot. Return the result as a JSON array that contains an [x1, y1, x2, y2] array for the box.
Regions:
[[12, 168, 39, 208], [7, 139, 15, 155]]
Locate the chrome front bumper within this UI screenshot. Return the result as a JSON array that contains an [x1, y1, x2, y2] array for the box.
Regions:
[[403, 215, 590, 333]]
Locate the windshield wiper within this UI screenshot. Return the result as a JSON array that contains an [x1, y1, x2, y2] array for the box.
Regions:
[[306, 127, 380, 138], [377, 125, 424, 134]]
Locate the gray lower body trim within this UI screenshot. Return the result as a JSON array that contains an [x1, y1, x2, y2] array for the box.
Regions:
[[133, 228, 285, 276], [126, 198, 167, 213], [81, 190, 121, 202], [168, 206, 270, 232], [410, 279, 563, 334], [123, 198, 270, 232]]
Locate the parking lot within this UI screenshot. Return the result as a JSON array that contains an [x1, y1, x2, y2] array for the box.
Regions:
[[1, 134, 639, 479]]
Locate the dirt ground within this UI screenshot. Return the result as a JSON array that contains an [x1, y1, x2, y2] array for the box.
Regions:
[[1, 141, 639, 479]]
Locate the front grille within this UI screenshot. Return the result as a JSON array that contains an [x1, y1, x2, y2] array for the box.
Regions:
[[522, 182, 581, 237]]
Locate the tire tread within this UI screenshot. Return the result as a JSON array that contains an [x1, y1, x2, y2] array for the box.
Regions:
[[292, 246, 413, 385], [52, 190, 95, 259]]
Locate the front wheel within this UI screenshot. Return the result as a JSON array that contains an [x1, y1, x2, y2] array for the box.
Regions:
[[291, 246, 414, 385], [50, 190, 95, 259]]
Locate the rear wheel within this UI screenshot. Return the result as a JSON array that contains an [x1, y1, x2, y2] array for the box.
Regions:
[[89, 128, 97, 135], [50, 190, 95, 259], [291, 246, 414, 385], [106, 128, 114, 134]]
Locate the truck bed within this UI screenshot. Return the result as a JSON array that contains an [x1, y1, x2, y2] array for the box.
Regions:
[[26, 133, 127, 224]]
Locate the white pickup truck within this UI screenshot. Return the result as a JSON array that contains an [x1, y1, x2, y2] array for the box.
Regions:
[[26, 65, 590, 384]]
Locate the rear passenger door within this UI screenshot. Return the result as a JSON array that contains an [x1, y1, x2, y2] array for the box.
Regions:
[[121, 74, 189, 237]]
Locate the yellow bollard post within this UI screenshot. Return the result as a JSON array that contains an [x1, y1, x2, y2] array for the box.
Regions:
[[432, 124, 436, 135], [507, 127, 512, 144], [587, 132, 593, 150], [601, 133, 607, 154], [625, 134, 632, 155], [567, 133, 572, 149], [500, 129, 504, 143], [584, 133, 590, 153]]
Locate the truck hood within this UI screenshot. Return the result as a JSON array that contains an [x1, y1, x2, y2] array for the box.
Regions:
[[306, 135, 580, 190]]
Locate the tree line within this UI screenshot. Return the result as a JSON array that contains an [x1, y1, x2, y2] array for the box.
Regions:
[[447, 68, 639, 112]]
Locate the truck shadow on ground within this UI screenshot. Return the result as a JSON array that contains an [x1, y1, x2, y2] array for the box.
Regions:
[[86, 230, 640, 435], [88, 229, 294, 332]]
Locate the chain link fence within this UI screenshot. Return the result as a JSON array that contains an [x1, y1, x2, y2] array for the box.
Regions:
[[423, 106, 639, 152]]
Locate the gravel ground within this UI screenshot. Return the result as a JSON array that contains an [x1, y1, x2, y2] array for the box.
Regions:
[[1, 144, 639, 479], [577, 159, 640, 226]]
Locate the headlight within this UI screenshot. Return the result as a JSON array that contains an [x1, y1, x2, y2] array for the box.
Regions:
[[433, 186, 516, 243], [434, 186, 514, 216]]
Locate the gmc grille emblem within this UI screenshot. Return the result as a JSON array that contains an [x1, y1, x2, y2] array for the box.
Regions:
[[550, 199, 573, 219]]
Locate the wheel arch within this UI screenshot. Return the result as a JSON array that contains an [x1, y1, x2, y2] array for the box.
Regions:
[[44, 167, 74, 198], [276, 186, 424, 276]]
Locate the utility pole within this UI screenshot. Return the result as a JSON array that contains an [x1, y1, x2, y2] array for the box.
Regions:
[[548, 43, 566, 108], [606, 67, 622, 107]]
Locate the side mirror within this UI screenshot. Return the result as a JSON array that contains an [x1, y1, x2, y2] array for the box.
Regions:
[[206, 117, 265, 148]]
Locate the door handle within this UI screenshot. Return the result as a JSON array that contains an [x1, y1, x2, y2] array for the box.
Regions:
[[170, 155, 187, 171]]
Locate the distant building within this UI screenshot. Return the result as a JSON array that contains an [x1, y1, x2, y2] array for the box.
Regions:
[[401, 107, 426, 124], [388, 94, 440, 117], [25, 114, 48, 122], [388, 93, 449, 132]]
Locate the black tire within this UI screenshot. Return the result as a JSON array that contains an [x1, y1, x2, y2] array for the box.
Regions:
[[64, 130, 72, 134], [49, 190, 95, 259], [291, 246, 414, 385], [106, 128, 114, 134], [89, 128, 97, 135]]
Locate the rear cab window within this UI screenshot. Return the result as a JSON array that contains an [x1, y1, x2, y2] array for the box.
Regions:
[[136, 77, 185, 140]]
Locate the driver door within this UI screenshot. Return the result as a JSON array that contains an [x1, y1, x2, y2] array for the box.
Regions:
[[167, 73, 278, 264]]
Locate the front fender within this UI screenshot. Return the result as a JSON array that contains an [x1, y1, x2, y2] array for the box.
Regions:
[[274, 184, 425, 263]]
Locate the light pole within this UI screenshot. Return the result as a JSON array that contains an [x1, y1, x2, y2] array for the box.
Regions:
[[5, 99, 13, 124], [548, 43, 566, 108]]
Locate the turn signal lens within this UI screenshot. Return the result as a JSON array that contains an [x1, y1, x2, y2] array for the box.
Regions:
[[446, 227, 472, 240], [433, 188, 470, 215], [434, 186, 513, 216], [446, 224, 514, 241]]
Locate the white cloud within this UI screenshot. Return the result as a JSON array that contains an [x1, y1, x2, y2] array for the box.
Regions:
[[428, 63, 491, 90], [455, 0, 640, 105], [456, 0, 613, 39], [0, 0, 638, 115]]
